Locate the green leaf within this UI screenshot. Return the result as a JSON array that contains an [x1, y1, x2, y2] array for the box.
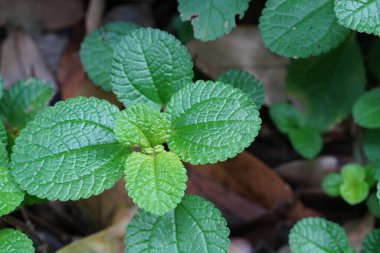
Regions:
[[259, 0, 350, 58], [269, 102, 304, 133], [322, 172, 343, 197], [341, 163, 366, 182], [0, 122, 6, 145], [335, 0, 380, 36], [0, 229, 34, 253], [288, 127, 322, 159], [11, 97, 130, 201], [0, 144, 24, 216], [218, 70, 265, 109], [111, 28, 194, 108], [80, 22, 138, 91], [166, 80, 261, 164], [362, 229, 380, 253], [286, 39, 365, 130], [339, 164, 369, 205], [125, 194, 230, 252], [364, 129, 380, 169], [366, 193, 380, 219], [124, 151, 187, 215], [289, 217, 350, 253], [353, 87, 380, 128], [114, 104, 171, 149], [177, 0, 250, 41], [0, 78, 54, 128]]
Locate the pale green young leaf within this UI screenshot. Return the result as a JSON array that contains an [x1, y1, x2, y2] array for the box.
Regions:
[[259, 0, 350, 58], [125, 194, 230, 253], [166, 80, 261, 165], [124, 151, 187, 215], [287, 39, 365, 130], [288, 127, 322, 159], [0, 229, 34, 253], [218, 70, 265, 109], [341, 163, 366, 182], [362, 229, 380, 253], [0, 78, 54, 128], [364, 129, 380, 169], [289, 217, 351, 253], [177, 0, 250, 41], [322, 173, 343, 197], [0, 144, 24, 216], [340, 181, 369, 205], [112, 28, 193, 108], [114, 104, 171, 149], [335, 0, 380, 36], [80, 22, 138, 91], [11, 97, 130, 201], [269, 102, 304, 133], [353, 87, 380, 128]]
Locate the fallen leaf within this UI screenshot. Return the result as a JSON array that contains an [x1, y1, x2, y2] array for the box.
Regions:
[[85, 0, 106, 34]]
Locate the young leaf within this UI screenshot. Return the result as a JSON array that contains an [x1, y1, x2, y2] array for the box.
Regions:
[[287, 39, 365, 130], [114, 104, 171, 149], [339, 164, 369, 205], [111, 28, 194, 108], [335, 0, 380, 36], [218, 70, 265, 109], [362, 229, 380, 253], [364, 129, 380, 169], [177, 0, 250, 41], [125, 194, 230, 253], [124, 151, 187, 215], [0, 144, 24, 216], [353, 87, 380, 128], [269, 102, 304, 133], [322, 173, 343, 197], [0, 78, 54, 128], [0, 229, 34, 253], [289, 217, 351, 253], [259, 0, 350, 58], [80, 22, 138, 91], [288, 127, 322, 159], [166, 80, 261, 164], [11, 97, 130, 201]]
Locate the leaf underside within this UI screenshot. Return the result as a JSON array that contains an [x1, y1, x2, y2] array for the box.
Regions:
[[353, 87, 380, 128], [0, 229, 34, 253]]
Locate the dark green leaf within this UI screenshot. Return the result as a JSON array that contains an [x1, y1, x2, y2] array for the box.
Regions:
[[353, 87, 380, 128]]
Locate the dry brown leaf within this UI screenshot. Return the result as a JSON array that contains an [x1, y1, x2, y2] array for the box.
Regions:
[[85, 0, 106, 34], [187, 26, 288, 105]]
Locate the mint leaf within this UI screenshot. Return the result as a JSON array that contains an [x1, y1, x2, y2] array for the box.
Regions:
[[166, 81, 261, 164], [364, 129, 380, 169], [0, 229, 34, 253], [322, 173, 343, 197], [289, 217, 350, 253], [114, 104, 171, 149], [80, 22, 138, 91], [124, 151, 187, 215], [353, 87, 380, 128], [363, 229, 380, 253], [335, 0, 380, 36], [340, 164, 369, 205], [0, 78, 54, 128], [259, 0, 349, 58], [11, 97, 130, 201], [177, 0, 250, 41], [269, 102, 304, 133], [112, 28, 194, 108], [218, 70, 265, 109], [289, 127, 322, 159], [0, 144, 24, 216], [125, 194, 230, 252], [287, 39, 365, 130]]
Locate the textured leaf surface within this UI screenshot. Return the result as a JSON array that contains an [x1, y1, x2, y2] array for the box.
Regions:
[[0, 144, 24, 216], [80, 22, 138, 91], [364, 129, 380, 169], [0, 229, 34, 253], [288, 127, 322, 159], [11, 97, 129, 201], [0, 78, 54, 128], [166, 81, 261, 164], [289, 217, 350, 253], [335, 0, 380, 36], [269, 102, 304, 133], [114, 104, 170, 149], [322, 173, 343, 197], [124, 152, 187, 215], [259, 0, 349, 58], [125, 194, 230, 252], [363, 229, 380, 253], [112, 28, 193, 108], [353, 87, 380, 128], [287, 39, 365, 130], [177, 0, 250, 41], [218, 70, 265, 109]]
